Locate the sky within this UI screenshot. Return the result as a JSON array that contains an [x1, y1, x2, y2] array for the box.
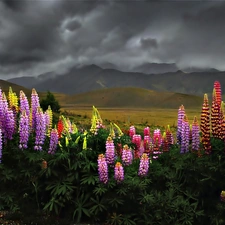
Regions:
[[0, 0, 225, 79]]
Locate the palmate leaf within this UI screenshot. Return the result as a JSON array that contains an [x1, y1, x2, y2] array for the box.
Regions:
[[108, 197, 124, 208], [90, 196, 107, 215], [80, 174, 98, 185], [93, 186, 107, 196]]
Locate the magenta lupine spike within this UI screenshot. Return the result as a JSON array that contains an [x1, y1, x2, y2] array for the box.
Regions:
[[0, 129, 2, 163], [114, 162, 124, 183], [132, 134, 142, 159], [138, 153, 149, 177], [144, 127, 150, 136], [177, 105, 185, 145], [129, 126, 136, 138], [34, 108, 46, 150], [144, 135, 151, 154], [97, 154, 108, 184], [166, 125, 174, 147], [31, 88, 40, 130], [48, 128, 58, 154], [192, 116, 200, 151], [5, 109, 16, 140], [153, 129, 162, 146], [20, 91, 30, 119], [19, 111, 29, 149], [181, 114, 190, 153], [122, 144, 133, 166], [105, 136, 115, 166]]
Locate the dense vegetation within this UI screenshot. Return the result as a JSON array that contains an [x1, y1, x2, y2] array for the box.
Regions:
[[1, 82, 225, 225]]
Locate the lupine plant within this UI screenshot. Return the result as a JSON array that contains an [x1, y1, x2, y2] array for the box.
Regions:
[[1, 82, 225, 225]]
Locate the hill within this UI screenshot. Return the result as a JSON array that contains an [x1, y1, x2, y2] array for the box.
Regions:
[[63, 87, 203, 109]]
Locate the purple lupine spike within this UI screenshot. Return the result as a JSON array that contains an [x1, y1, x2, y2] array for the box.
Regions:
[[138, 153, 149, 177], [177, 105, 185, 145], [192, 116, 200, 151], [5, 109, 15, 140], [105, 136, 115, 166], [181, 114, 190, 153], [31, 88, 40, 130], [0, 93, 9, 137], [44, 111, 50, 133], [19, 111, 29, 149], [0, 129, 2, 163], [97, 154, 108, 184], [20, 91, 30, 121], [121, 144, 133, 166], [114, 162, 124, 183], [34, 108, 46, 151], [48, 128, 58, 154]]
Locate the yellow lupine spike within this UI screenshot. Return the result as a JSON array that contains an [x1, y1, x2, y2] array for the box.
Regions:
[[71, 122, 78, 134], [109, 123, 115, 138], [75, 136, 80, 144], [113, 123, 123, 137], [82, 136, 87, 150], [47, 105, 53, 136], [61, 115, 71, 139], [65, 136, 69, 147]]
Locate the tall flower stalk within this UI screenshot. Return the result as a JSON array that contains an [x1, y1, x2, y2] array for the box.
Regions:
[[192, 116, 200, 151], [122, 144, 133, 166], [114, 162, 124, 183], [138, 153, 149, 177], [19, 111, 29, 149], [105, 136, 115, 166], [97, 154, 108, 184], [48, 128, 58, 154], [181, 114, 190, 154], [177, 105, 185, 145]]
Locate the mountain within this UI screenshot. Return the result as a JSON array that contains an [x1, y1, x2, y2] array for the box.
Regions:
[[132, 62, 179, 74], [182, 67, 220, 73], [7, 64, 225, 97]]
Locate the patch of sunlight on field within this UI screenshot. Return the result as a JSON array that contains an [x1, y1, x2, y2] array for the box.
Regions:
[[61, 106, 202, 128]]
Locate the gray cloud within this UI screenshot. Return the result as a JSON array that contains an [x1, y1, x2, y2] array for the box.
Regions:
[[0, 0, 225, 78]]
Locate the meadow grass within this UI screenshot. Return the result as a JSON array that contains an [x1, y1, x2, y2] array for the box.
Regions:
[[61, 105, 202, 130]]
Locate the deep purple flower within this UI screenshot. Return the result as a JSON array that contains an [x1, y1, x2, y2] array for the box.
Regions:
[[121, 144, 133, 166], [0, 129, 2, 163], [31, 88, 40, 130], [34, 108, 46, 151], [48, 128, 58, 154], [177, 105, 185, 145], [138, 153, 149, 177], [5, 109, 15, 140], [114, 162, 124, 183], [19, 111, 29, 149], [97, 154, 108, 184], [181, 115, 190, 153], [192, 116, 200, 151], [20, 91, 30, 120], [105, 136, 115, 166], [0, 93, 9, 136]]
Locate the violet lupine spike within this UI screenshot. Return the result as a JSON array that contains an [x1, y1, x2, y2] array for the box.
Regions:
[[129, 126, 136, 138], [48, 128, 58, 154], [0, 93, 9, 136], [34, 108, 46, 151], [121, 144, 133, 166], [114, 162, 124, 183], [5, 109, 16, 140], [177, 105, 185, 145], [31, 88, 40, 130], [192, 116, 200, 151], [20, 91, 30, 125], [19, 111, 29, 149], [0, 129, 2, 163], [44, 111, 50, 134], [105, 136, 115, 166], [138, 153, 149, 177], [97, 154, 108, 184], [181, 114, 190, 154]]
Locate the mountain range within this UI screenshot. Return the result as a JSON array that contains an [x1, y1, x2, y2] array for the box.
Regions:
[[7, 63, 223, 96]]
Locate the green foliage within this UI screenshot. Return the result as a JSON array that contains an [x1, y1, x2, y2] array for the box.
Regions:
[[40, 91, 61, 113]]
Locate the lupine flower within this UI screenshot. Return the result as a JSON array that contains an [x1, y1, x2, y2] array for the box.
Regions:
[[152, 129, 162, 159], [220, 191, 225, 202], [46, 106, 53, 136], [144, 127, 150, 136], [8, 87, 18, 112], [0, 93, 9, 136], [192, 116, 200, 151], [181, 114, 190, 153], [162, 132, 169, 152], [97, 154, 108, 184], [177, 105, 185, 145], [0, 129, 2, 163], [90, 106, 104, 134], [166, 125, 174, 146], [214, 81, 222, 106], [5, 109, 16, 140], [129, 126, 136, 138], [122, 144, 133, 166], [143, 135, 151, 154], [138, 153, 149, 177], [114, 162, 124, 183], [34, 108, 46, 150], [31, 88, 40, 130], [19, 111, 29, 149], [48, 128, 58, 154], [132, 134, 142, 159], [105, 136, 115, 166], [20, 91, 30, 118], [57, 117, 64, 138], [201, 94, 211, 154]]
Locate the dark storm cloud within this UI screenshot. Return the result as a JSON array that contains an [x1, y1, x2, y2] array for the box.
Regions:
[[0, 0, 225, 78]]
